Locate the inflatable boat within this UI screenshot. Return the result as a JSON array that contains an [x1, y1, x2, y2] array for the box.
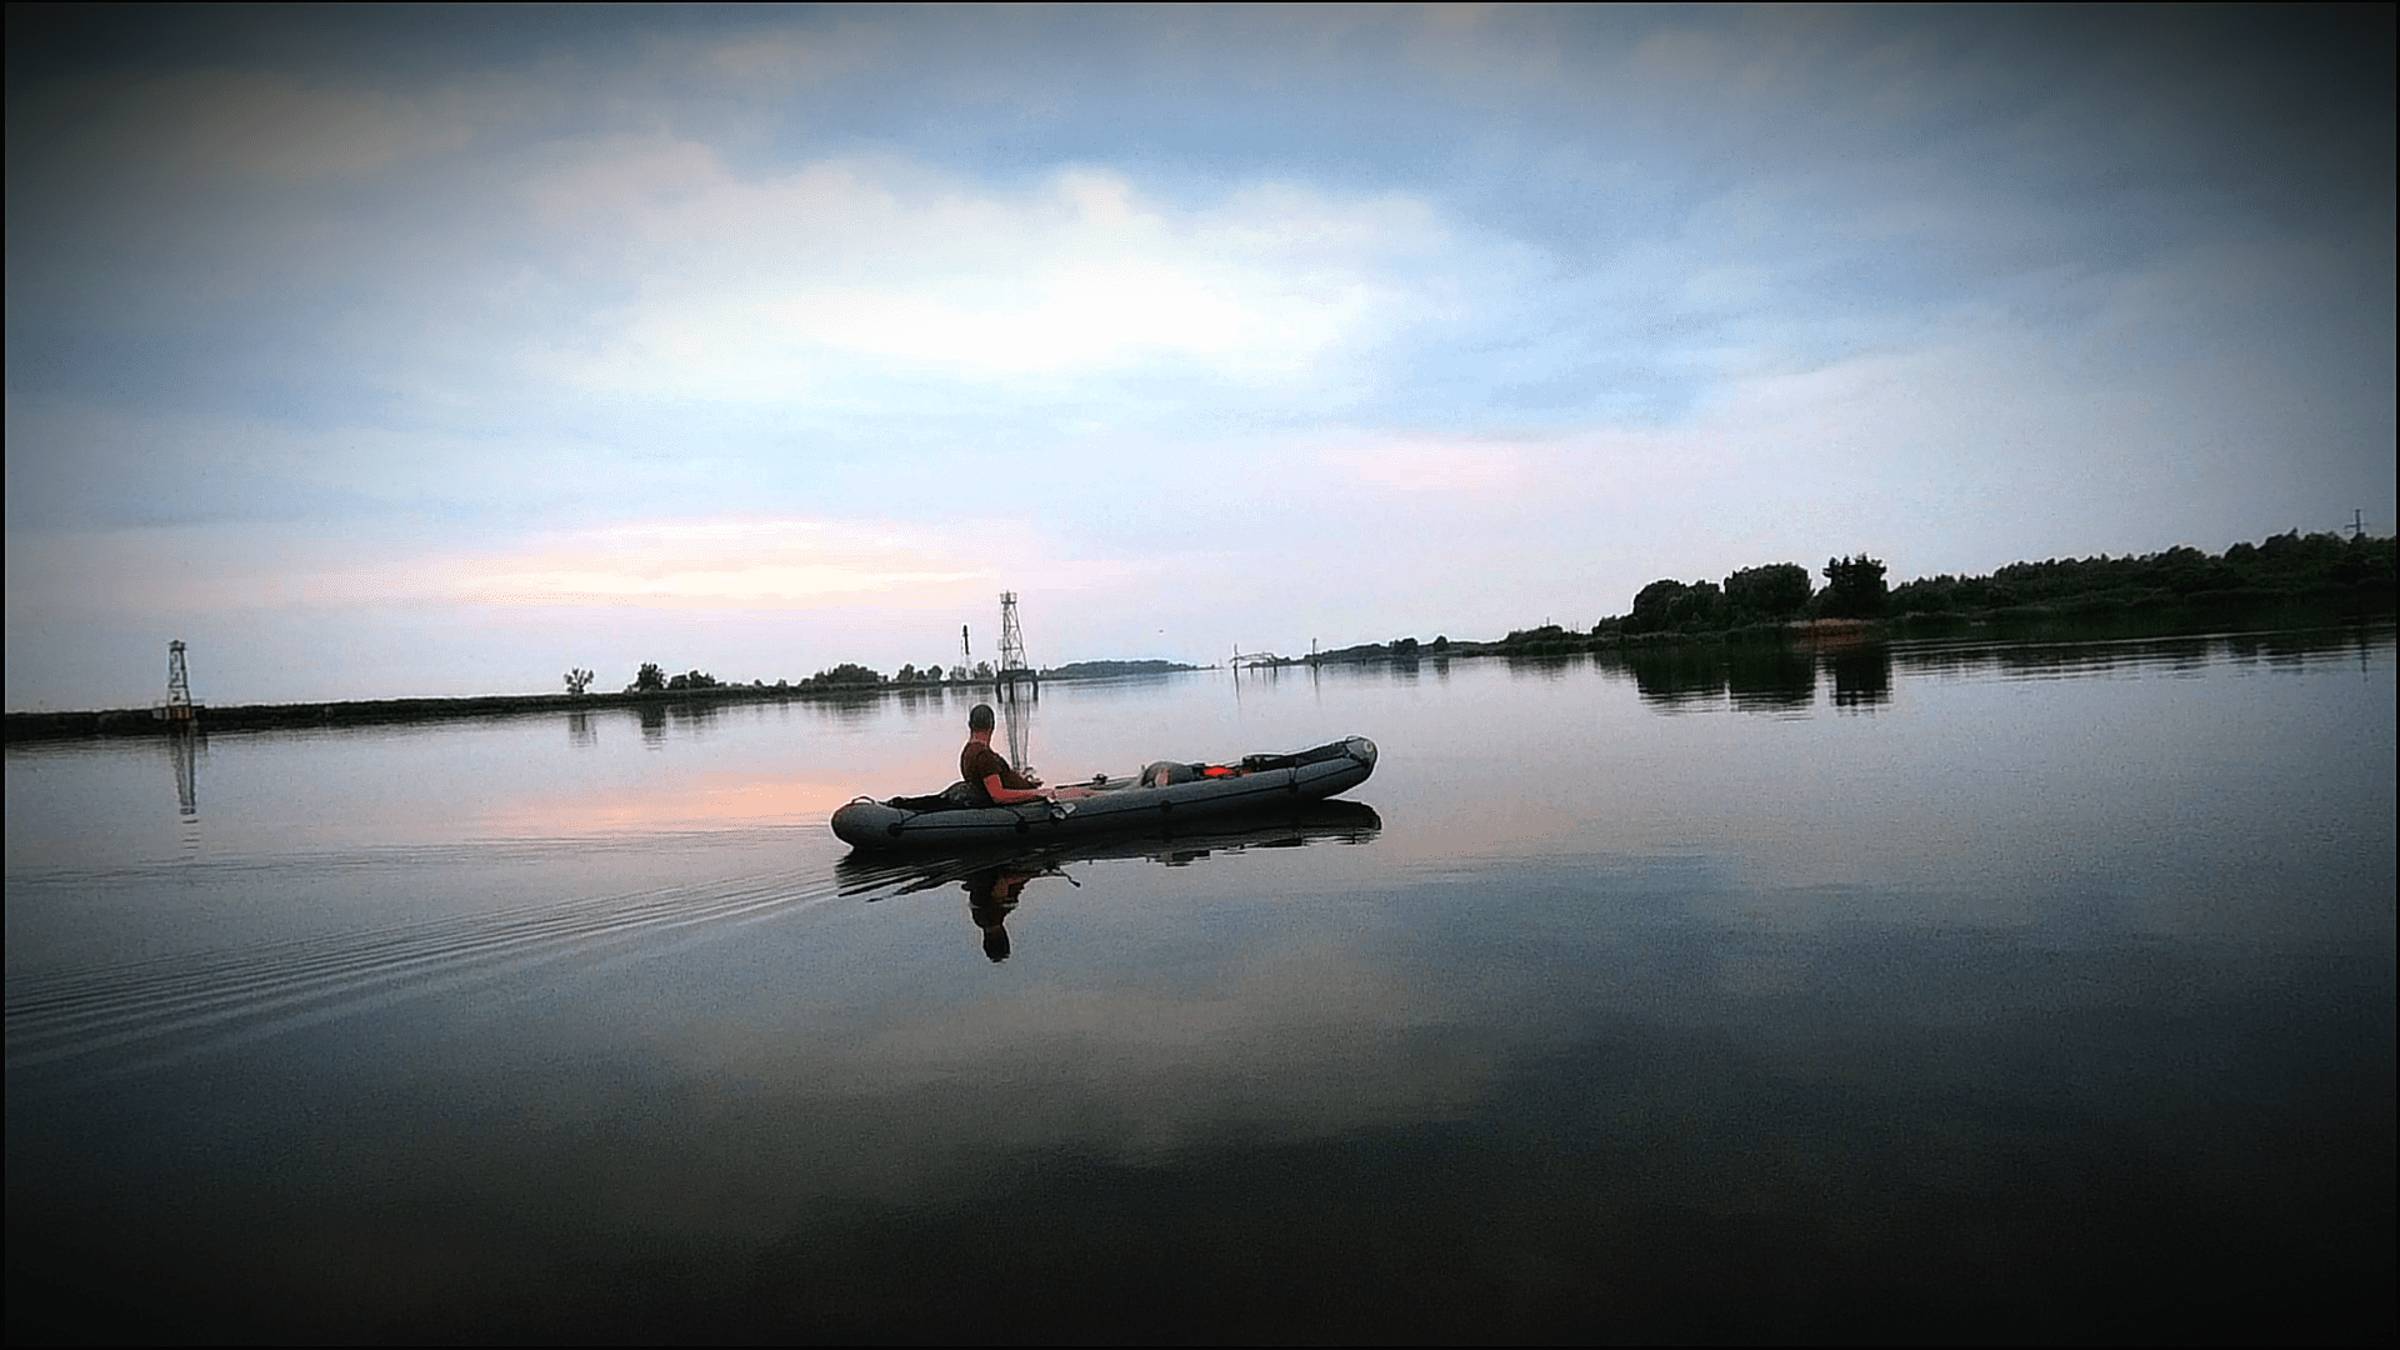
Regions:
[[831, 735, 1378, 852]]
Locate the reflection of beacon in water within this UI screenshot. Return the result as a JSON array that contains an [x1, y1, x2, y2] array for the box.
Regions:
[[168, 730, 200, 818]]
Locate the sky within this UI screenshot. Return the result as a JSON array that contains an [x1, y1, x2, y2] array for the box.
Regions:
[[5, 3, 2393, 709]]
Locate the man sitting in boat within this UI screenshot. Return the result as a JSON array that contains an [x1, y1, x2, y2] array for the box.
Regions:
[[961, 703, 1090, 807]]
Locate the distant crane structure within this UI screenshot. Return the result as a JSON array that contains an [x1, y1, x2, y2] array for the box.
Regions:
[[2347, 508, 2368, 540], [995, 592, 1038, 699]]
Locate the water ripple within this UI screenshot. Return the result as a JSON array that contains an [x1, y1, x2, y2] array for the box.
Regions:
[[4, 865, 841, 1076]]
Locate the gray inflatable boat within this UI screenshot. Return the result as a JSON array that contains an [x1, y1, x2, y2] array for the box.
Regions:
[[831, 736, 1378, 852]]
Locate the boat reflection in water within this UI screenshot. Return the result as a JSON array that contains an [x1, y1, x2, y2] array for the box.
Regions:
[[834, 800, 1384, 962]]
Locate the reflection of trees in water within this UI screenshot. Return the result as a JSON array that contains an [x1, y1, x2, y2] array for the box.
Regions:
[[1829, 647, 1893, 709], [1615, 644, 1816, 712], [1725, 647, 1818, 711], [568, 711, 596, 748], [1502, 652, 1580, 681], [809, 692, 886, 725], [1600, 621, 2387, 712], [1897, 623, 2392, 681], [1618, 646, 1724, 707], [635, 698, 726, 747]]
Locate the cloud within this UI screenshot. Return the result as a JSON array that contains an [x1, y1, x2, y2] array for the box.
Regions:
[[4, 516, 1146, 621], [519, 146, 1457, 397], [0, 403, 719, 531], [425, 519, 1003, 609], [19, 71, 476, 185], [691, 22, 890, 89], [1319, 438, 1531, 495]]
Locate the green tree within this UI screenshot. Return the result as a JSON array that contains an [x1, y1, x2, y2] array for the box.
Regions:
[[1667, 580, 1724, 630], [563, 667, 594, 696], [1626, 579, 1690, 634], [1723, 563, 1812, 621], [798, 663, 884, 690], [1820, 555, 1889, 618], [630, 662, 666, 693]]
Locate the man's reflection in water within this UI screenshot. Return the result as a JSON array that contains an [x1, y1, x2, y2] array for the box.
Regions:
[[829, 803, 1384, 963], [965, 866, 1041, 963]]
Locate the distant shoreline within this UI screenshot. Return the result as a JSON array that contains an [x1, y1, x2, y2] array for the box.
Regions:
[[8, 598, 2389, 745], [0, 670, 1200, 745], [1231, 594, 2396, 667]]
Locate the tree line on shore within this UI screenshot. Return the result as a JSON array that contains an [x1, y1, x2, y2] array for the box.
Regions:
[[1541, 528, 2395, 651], [595, 655, 1204, 698], [1281, 530, 2396, 661], [608, 658, 997, 696]]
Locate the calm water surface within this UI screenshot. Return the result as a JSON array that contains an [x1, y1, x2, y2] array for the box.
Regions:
[[7, 627, 2395, 1343]]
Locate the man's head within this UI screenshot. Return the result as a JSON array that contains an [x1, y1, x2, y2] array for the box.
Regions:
[[968, 703, 996, 733]]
